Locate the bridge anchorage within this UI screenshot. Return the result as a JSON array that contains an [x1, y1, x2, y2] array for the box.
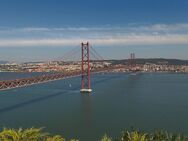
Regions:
[[80, 42, 92, 93]]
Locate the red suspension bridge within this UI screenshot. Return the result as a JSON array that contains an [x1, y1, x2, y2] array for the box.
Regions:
[[0, 42, 130, 92]]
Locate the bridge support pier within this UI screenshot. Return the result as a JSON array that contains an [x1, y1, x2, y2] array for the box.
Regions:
[[80, 42, 92, 93]]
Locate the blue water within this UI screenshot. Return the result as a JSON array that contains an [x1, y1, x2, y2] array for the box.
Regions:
[[0, 72, 188, 141]]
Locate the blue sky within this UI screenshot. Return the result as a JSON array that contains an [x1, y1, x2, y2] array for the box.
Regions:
[[0, 0, 188, 62]]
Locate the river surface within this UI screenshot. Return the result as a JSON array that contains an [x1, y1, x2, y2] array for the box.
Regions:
[[0, 72, 188, 141]]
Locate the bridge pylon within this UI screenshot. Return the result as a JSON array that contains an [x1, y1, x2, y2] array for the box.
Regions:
[[128, 53, 136, 71], [80, 42, 92, 93]]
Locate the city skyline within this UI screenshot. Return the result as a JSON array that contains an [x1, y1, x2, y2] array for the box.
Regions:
[[0, 0, 188, 62]]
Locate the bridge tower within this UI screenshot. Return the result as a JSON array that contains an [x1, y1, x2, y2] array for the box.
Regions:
[[128, 53, 136, 70], [80, 42, 92, 93]]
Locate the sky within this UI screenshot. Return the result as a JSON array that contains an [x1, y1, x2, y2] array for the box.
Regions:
[[0, 0, 188, 62]]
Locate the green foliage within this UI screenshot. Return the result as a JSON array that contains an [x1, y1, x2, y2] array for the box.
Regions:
[[0, 127, 188, 141], [114, 130, 188, 141], [46, 135, 66, 141], [116, 130, 148, 141], [101, 134, 112, 141], [0, 128, 78, 141], [0, 127, 47, 141], [151, 130, 188, 141]]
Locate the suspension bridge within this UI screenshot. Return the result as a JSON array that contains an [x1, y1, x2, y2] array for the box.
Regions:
[[0, 42, 136, 92]]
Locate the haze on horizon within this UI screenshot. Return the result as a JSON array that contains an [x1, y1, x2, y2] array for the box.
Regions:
[[0, 0, 188, 62]]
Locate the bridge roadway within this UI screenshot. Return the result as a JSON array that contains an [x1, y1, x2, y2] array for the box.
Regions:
[[0, 67, 123, 91]]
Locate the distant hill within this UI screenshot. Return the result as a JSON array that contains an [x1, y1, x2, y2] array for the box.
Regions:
[[1, 58, 188, 66], [110, 58, 188, 65]]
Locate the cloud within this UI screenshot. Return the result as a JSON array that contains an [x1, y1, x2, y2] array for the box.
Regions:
[[0, 23, 188, 47], [22, 27, 51, 32], [0, 34, 188, 47]]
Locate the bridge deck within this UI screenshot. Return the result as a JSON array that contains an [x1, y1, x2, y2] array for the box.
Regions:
[[0, 67, 123, 91], [0, 71, 81, 91]]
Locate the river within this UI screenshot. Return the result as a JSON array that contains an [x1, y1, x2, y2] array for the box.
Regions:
[[0, 72, 188, 141]]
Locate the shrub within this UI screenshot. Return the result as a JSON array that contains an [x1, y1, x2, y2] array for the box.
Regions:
[[0, 127, 78, 141]]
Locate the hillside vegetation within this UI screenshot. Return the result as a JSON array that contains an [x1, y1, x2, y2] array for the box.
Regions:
[[0, 127, 187, 141]]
